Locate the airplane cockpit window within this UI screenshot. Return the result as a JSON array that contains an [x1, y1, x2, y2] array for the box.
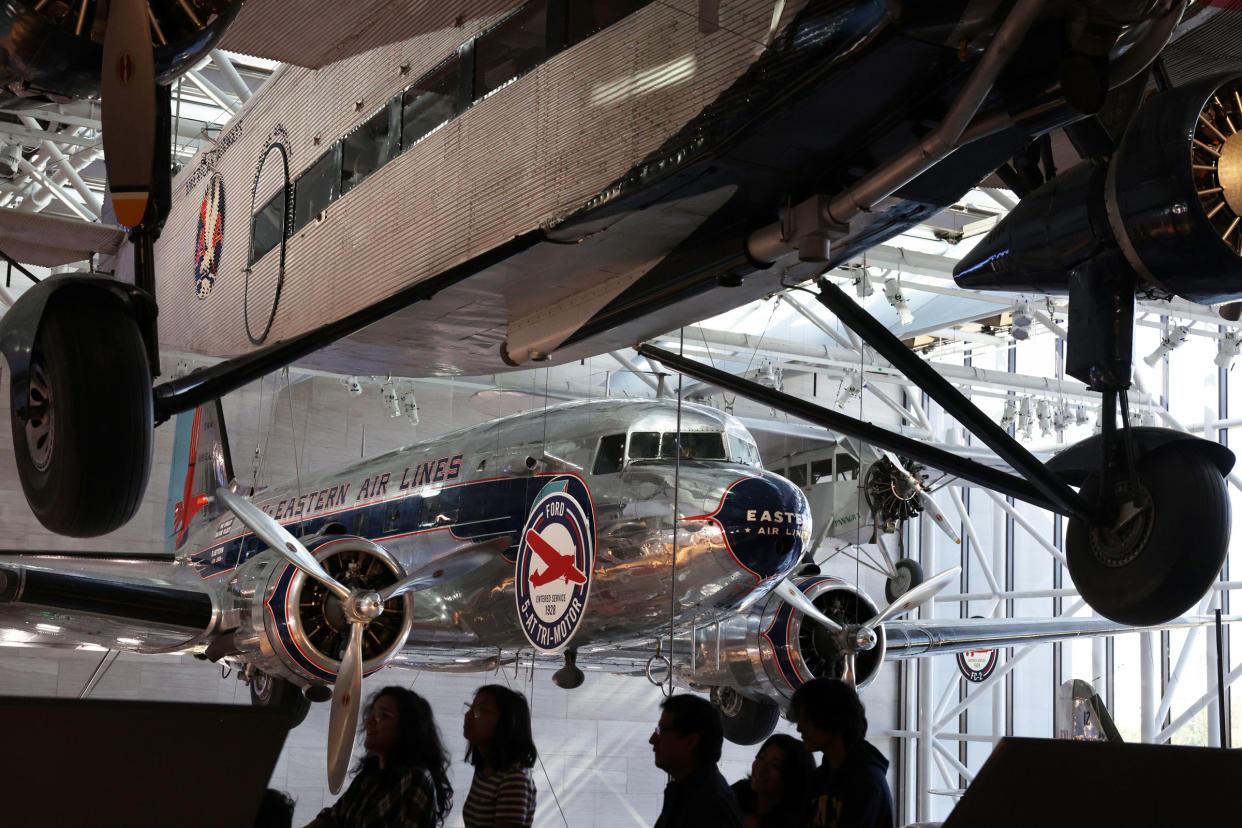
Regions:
[[592, 434, 626, 475], [293, 147, 341, 233], [727, 434, 763, 468], [342, 103, 398, 196], [627, 431, 727, 462], [402, 57, 459, 149], [474, 0, 547, 99], [249, 188, 286, 264]]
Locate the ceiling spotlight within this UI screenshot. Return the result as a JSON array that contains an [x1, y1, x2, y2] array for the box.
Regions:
[[1052, 405, 1072, 432], [1216, 331, 1241, 369], [999, 398, 1016, 430], [756, 360, 783, 391], [380, 378, 401, 418], [855, 268, 875, 298], [1018, 397, 1034, 440], [1011, 299, 1034, 341], [1036, 399, 1052, 437], [342, 375, 364, 396], [1142, 324, 1190, 367], [401, 391, 419, 426], [1141, 409, 1160, 428], [835, 368, 864, 408], [883, 277, 914, 326], [1075, 405, 1090, 427]]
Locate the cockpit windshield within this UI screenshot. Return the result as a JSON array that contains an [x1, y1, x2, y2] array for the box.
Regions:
[[627, 431, 728, 462]]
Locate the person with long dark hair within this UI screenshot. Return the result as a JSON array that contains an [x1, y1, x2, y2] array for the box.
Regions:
[[461, 684, 538, 828], [306, 686, 453, 828], [730, 733, 815, 828]]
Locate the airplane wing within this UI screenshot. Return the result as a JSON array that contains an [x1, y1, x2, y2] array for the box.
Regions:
[[0, 553, 215, 653], [216, 0, 522, 68], [0, 211, 125, 268]]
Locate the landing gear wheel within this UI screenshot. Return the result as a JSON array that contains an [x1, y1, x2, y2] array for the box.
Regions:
[[250, 672, 311, 728], [711, 686, 780, 746], [885, 558, 924, 603], [1066, 444, 1230, 626], [11, 296, 152, 536]]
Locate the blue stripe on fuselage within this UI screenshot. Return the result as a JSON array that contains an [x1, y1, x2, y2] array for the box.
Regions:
[[189, 475, 555, 578]]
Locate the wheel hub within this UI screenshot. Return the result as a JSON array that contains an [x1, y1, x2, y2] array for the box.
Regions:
[[712, 686, 744, 718], [24, 364, 54, 473], [1088, 486, 1155, 568]]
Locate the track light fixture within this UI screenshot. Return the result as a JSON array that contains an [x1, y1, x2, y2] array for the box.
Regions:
[[883, 276, 914, 326], [855, 268, 875, 298], [999, 398, 1016, 430], [401, 392, 419, 426], [835, 368, 864, 409], [1143, 324, 1190, 367], [1018, 397, 1034, 440], [1036, 399, 1052, 437], [1052, 404, 1072, 432], [342, 375, 364, 396], [1075, 405, 1090, 427], [1010, 299, 1034, 341], [1215, 331, 1241, 369], [380, 378, 401, 418]]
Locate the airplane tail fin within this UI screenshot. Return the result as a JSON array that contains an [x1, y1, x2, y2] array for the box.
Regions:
[[1055, 678, 1123, 742], [166, 399, 235, 550]]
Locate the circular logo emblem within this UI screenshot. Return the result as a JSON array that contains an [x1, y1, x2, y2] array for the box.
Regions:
[[957, 648, 998, 682], [194, 173, 226, 299], [515, 481, 595, 652]]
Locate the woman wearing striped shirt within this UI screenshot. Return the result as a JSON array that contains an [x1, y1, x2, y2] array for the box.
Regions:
[[461, 684, 538, 828]]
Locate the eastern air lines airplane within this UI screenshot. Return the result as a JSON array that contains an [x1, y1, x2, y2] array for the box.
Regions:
[[0, 397, 1221, 792]]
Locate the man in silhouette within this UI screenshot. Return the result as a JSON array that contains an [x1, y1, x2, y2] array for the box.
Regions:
[[650, 693, 741, 827], [790, 678, 894, 828]]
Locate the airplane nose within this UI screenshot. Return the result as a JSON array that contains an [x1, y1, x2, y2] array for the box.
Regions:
[[709, 473, 811, 580]]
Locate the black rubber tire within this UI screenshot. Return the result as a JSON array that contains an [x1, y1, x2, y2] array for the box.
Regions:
[[712, 687, 781, 746], [11, 295, 152, 537], [250, 673, 311, 728], [885, 558, 925, 603], [1066, 443, 1230, 626]]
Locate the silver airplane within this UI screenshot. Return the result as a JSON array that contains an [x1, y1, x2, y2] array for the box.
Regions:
[[0, 395, 1227, 791]]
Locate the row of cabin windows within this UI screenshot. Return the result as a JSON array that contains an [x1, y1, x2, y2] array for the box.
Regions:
[[249, 0, 654, 265], [771, 454, 861, 489]]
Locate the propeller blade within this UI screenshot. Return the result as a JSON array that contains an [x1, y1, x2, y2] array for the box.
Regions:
[[774, 579, 843, 632], [378, 543, 501, 602], [842, 651, 857, 688], [865, 566, 961, 629], [327, 621, 365, 794], [916, 489, 961, 545], [102, 0, 156, 228], [215, 487, 351, 603]]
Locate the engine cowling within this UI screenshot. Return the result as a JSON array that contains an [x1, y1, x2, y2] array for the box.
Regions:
[[223, 535, 412, 689], [954, 74, 1242, 303], [0, 1, 244, 105], [686, 576, 886, 703]]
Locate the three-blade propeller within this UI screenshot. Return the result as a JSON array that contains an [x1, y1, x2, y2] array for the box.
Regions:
[[215, 487, 495, 793], [879, 450, 961, 545]]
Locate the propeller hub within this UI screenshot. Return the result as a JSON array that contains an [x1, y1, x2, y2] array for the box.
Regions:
[[352, 592, 385, 622], [852, 626, 878, 652]]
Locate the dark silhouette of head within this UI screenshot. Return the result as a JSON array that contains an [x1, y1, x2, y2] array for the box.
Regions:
[[790, 678, 868, 748], [465, 684, 538, 770], [252, 789, 294, 828], [747, 733, 815, 806], [357, 686, 453, 825], [660, 693, 725, 766]]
